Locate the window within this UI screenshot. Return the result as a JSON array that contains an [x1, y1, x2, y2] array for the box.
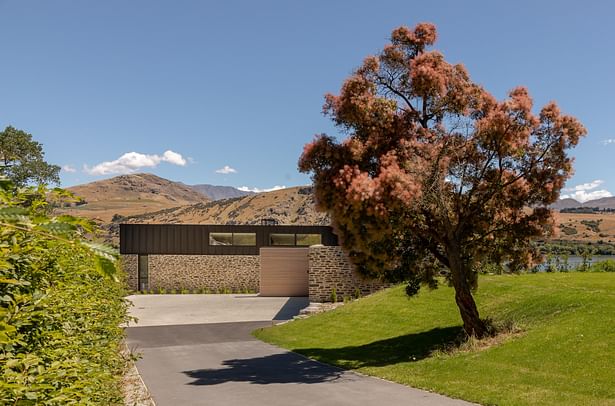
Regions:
[[296, 233, 322, 246], [209, 232, 256, 246], [138, 255, 149, 291], [270, 233, 295, 246], [209, 232, 233, 246], [233, 233, 256, 246]]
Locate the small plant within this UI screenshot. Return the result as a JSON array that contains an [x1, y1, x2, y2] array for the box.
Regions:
[[223, 287, 232, 294], [156, 287, 165, 294], [354, 287, 361, 299], [180, 288, 189, 294], [330, 287, 337, 303], [169, 288, 177, 294], [343, 295, 350, 304], [405, 276, 421, 297]]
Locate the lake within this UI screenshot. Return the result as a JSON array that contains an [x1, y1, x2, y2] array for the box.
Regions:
[[536, 255, 615, 271]]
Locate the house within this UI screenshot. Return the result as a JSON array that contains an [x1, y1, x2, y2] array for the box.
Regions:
[[120, 223, 389, 302]]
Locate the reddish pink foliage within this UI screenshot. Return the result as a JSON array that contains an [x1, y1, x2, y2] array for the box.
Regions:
[[299, 23, 586, 336]]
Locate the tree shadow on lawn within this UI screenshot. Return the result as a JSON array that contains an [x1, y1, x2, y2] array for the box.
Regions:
[[295, 326, 464, 369]]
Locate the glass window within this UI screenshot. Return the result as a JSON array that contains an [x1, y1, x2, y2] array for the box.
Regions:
[[270, 233, 295, 246], [209, 232, 233, 246], [233, 233, 256, 246], [296, 233, 322, 246], [138, 255, 149, 291]]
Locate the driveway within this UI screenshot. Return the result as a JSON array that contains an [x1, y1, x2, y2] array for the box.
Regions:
[[126, 294, 473, 406]]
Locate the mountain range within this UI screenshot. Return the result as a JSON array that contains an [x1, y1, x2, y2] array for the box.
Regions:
[[551, 196, 615, 210], [60, 173, 614, 247]]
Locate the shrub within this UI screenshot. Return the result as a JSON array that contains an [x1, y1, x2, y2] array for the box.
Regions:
[[330, 287, 337, 303], [590, 260, 615, 273], [0, 181, 129, 404]]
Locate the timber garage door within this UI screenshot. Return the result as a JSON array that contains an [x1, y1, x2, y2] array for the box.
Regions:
[[260, 248, 309, 296]]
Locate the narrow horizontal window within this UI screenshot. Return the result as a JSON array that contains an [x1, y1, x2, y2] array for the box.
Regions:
[[233, 233, 256, 246], [270, 233, 295, 246], [209, 232, 233, 246], [296, 233, 322, 246]]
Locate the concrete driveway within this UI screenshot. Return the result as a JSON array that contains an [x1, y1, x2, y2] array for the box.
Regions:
[[126, 294, 473, 406]]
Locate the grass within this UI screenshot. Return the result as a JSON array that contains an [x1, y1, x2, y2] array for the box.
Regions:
[[254, 273, 615, 405]]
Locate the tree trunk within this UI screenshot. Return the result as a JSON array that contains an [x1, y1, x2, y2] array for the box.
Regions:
[[453, 278, 487, 338], [447, 242, 488, 338]]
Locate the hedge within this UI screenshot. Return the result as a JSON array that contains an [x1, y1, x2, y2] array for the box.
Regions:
[[0, 182, 130, 404]]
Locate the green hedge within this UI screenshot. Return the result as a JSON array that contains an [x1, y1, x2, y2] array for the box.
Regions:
[[0, 182, 129, 404]]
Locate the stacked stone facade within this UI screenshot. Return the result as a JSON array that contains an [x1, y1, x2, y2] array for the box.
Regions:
[[122, 254, 259, 292], [122, 246, 390, 301], [122, 254, 138, 291], [308, 246, 391, 302]]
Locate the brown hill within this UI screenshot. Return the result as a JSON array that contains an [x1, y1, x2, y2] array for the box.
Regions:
[[61, 173, 208, 222], [117, 186, 328, 226], [555, 212, 615, 244]]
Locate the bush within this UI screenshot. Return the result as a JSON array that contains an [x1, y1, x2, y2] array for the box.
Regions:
[[0, 181, 129, 404], [590, 260, 615, 273]]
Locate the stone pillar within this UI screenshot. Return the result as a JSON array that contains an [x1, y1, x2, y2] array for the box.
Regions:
[[308, 246, 391, 302]]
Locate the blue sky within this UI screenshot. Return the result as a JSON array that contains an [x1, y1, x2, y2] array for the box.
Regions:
[[0, 1, 613, 200]]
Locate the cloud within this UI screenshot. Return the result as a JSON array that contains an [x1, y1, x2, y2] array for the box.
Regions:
[[563, 180, 604, 192], [84, 150, 187, 176], [215, 165, 237, 174], [62, 165, 77, 173], [237, 185, 286, 193], [561, 179, 612, 203], [602, 139, 615, 145]]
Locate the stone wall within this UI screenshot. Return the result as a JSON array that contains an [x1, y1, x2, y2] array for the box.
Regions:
[[308, 246, 391, 302], [120, 254, 259, 292], [122, 254, 139, 291]]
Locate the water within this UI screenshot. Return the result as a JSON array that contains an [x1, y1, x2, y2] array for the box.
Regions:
[[536, 255, 615, 271]]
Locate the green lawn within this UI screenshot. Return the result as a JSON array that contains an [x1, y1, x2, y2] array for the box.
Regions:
[[254, 273, 615, 405]]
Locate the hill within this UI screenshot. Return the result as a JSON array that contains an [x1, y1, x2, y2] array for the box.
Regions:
[[555, 211, 615, 244], [117, 185, 328, 226], [61, 173, 208, 222], [190, 184, 255, 201], [551, 196, 615, 210], [255, 273, 615, 405]]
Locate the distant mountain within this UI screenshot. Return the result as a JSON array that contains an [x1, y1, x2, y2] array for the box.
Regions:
[[190, 184, 255, 201], [583, 196, 615, 210], [61, 173, 208, 222], [551, 198, 582, 210], [552, 196, 615, 210]]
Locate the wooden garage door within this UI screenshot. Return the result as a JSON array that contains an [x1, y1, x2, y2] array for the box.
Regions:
[[260, 248, 309, 296]]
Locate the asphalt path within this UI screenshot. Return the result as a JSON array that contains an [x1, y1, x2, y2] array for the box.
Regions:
[[126, 295, 473, 406]]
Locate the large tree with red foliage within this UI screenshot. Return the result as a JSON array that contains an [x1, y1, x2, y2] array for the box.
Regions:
[[299, 23, 586, 337]]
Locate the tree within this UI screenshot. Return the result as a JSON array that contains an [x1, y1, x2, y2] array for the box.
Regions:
[[0, 126, 60, 186], [299, 23, 586, 337]]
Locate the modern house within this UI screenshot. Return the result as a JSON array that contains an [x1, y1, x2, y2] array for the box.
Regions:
[[120, 223, 389, 302]]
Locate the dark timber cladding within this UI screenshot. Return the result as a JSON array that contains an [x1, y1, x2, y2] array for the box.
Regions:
[[120, 223, 338, 255]]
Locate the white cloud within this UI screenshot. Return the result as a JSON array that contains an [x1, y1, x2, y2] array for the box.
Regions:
[[602, 139, 615, 145], [561, 179, 612, 203], [563, 179, 604, 192], [84, 150, 187, 176], [215, 165, 237, 174], [238, 185, 286, 193], [62, 165, 77, 173], [161, 150, 187, 166]]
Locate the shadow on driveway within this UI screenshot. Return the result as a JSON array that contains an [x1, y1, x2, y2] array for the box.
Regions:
[[183, 351, 346, 386]]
